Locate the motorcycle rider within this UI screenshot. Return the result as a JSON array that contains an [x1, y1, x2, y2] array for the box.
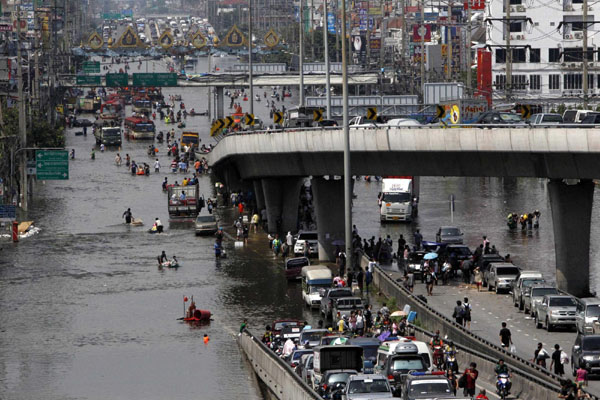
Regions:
[[444, 341, 459, 373], [494, 359, 512, 394], [430, 331, 445, 369], [262, 325, 273, 344]]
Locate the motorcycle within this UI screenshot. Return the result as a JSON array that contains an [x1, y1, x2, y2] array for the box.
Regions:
[[433, 345, 444, 370], [496, 373, 511, 399], [444, 350, 459, 373]]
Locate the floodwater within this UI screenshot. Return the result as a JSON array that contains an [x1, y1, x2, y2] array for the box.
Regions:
[[2, 54, 600, 399]]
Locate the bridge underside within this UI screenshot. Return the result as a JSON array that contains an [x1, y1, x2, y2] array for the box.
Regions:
[[222, 151, 600, 181]]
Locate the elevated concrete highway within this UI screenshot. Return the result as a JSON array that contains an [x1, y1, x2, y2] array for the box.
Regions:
[[208, 126, 600, 298]]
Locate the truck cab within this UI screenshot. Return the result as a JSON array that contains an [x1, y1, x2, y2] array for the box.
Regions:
[[379, 178, 417, 222], [167, 184, 200, 219]]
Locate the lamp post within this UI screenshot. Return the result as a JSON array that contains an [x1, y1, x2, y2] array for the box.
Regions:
[[341, 0, 352, 270]]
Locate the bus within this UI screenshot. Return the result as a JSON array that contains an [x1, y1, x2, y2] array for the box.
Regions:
[[100, 99, 123, 122], [124, 116, 155, 139], [132, 97, 152, 114]]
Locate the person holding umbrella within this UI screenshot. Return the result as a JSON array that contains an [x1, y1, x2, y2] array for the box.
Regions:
[[423, 252, 438, 295]]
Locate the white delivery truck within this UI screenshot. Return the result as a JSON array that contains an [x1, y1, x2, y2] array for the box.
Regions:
[[378, 178, 418, 222]]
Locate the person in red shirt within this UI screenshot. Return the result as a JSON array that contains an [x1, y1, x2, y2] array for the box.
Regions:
[[475, 388, 489, 399], [463, 362, 479, 397]]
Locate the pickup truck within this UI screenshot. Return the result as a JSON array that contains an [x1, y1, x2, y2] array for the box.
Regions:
[[524, 284, 559, 315], [535, 294, 578, 331], [484, 263, 520, 293], [512, 271, 544, 310]]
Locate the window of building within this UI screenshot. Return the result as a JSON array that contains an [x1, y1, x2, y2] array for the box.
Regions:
[[496, 48, 506, 63], [530, 75, 541, 90], [549, 48, 561, 62], [513, 48, 526, 63], [509, 22, 523, 32], [573, 0, 583, 3], [563, 47, 594, 62], [530, 48, 541, 63], [512, 75, 527, 89], [495, 74, 506, 89], [564, 73, 583, 89], [549, 74, 560, 90], [510, 0, 522, 4]]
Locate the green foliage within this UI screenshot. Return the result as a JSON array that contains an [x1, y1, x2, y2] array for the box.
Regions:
[[2, 106, 64, 147], [557, 104, 567, 115]]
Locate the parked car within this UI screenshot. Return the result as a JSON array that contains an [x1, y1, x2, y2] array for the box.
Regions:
[[473, 111, 523, 126], [445, 245, 472, 261], [298, 354, 314, 384], [477, 253, 505, 273], [572, 333, 600, 376], [524, 284, 559, 315], [298, 328, 329, 349], [342, 374, 394, 399], [580, 114, 600, 124], [195, 214, 217, 235], [435, 226, 463, 244], [484, 263, 520, 293], [529, 113, 563, 125], [512, 271, 544, 310], [563, 109, 598, 123], [287, 349, 313, 368], [381, 342, 428, 391], [320, 287, 353, 318], [332, 297, 364, 319], [535, 294, 578, 331], [576, 297, 600, 334], [293, 231, 318, 256]]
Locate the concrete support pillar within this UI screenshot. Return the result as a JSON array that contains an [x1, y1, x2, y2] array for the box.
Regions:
[[261, 177, 304, 234], [548, 179, 594, 297], [312, 176, 345, 262], [253, 180, 265, 212], [215, 86, 224, 119]]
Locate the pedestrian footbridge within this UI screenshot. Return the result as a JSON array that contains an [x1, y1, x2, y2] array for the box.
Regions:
[[208, 126, 600, 298]]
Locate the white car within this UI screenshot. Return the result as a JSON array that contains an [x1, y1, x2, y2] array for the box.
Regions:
[[294, 231, 318, 256]]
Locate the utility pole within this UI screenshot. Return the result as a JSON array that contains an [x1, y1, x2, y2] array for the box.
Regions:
[[34, 6, 40, 110], [341, 0, 352, 275], [446, 1, 452, 81], [583, 0, 589, 108], [311, 0, 315, 61], [16, 4, 27, 211], [248, 0, 254, 115], [208, 55, 212, 119], [401, 0, 407, 82], [299, 0, 305, 107], [466, 0, 472, 89], [505, 0, 512, 99], [323, 0, 332, 119], [379, 0, 385, 71], [420, 0, 426, 97]]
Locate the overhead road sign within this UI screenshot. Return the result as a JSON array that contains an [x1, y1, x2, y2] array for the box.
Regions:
[[102, 12, 122, 20], [244, 113, 255, 126], [106, 73, 128, 87], [132, 73, 177, 87], [83, 61, 100, 73], [36, 150, 69, 180], [273, 111, 284, 125], [366, 107, 377, 120], [76, 75, 101, 85], [313, 109, 324, 122]]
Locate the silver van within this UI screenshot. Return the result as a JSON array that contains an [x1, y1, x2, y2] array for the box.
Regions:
[[576, 297, 600, 335]]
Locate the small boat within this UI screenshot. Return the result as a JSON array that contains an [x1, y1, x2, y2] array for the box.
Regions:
[[161, 260, 180, 268], [184, 309, 211, 322], [131, 218, 144, 226], [177, 122, 186, 128], [188, 110, 207, 117]]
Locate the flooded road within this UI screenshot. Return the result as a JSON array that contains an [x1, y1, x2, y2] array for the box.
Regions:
[[2, 54, 600, 399]]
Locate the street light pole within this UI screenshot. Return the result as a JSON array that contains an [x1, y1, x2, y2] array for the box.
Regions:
[[299, 0, 305, 107], [16, 3, 28, 211], [324, 0, 331, 119], [341, 0, 352, 271], [248, 0, 254, 114]]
